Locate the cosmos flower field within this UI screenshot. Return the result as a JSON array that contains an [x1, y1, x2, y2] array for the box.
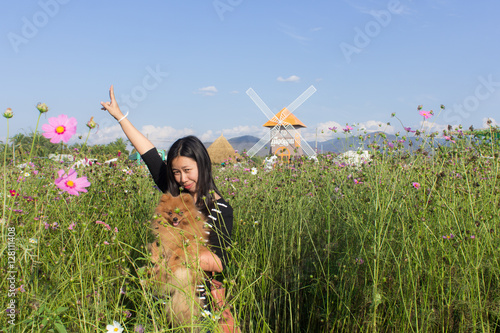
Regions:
[[1, 106, 499, 332]]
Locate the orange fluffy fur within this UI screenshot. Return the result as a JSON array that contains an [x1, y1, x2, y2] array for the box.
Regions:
[[147, 192, 210, 328]]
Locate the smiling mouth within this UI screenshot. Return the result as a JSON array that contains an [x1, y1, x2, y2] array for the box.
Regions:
[[172, 218, 182, 226]]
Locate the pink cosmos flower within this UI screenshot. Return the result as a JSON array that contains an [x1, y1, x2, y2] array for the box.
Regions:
[[412, 182, 420, 189], [55, 169, 90, 196], [343, 125, 353, 133], [42, 114, 77, 143], [419, 110, 433, 119], [443, 135, 456, 143]]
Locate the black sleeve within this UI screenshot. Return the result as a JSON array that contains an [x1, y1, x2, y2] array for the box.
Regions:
[[141, 148, 168, 192], [208, 200, 233, 271]]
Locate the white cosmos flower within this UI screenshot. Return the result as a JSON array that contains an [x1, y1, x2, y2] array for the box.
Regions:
[[251, 167, 258, 175], [106, 321, 124, 333]]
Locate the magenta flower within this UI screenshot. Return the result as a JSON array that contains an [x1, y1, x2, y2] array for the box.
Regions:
[[343, 125, 353, 133], [42, 114, 77, 143], [443, 135, 456, 143], [412, 182, 420, 189], [96, 220, 112, 230], [419, 110, 433, 119], [55, 169, 90, 196]]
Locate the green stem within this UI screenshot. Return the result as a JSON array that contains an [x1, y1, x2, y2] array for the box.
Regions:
[[82, 128, 91, 152], [27, 112, 43, 163], [2, 118, 10, 237]]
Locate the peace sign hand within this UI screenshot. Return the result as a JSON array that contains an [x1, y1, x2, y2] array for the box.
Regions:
[[100, 85, 124, 120]]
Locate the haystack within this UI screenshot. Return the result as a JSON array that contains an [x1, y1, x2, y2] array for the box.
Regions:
[[207, 134, 240, 164]]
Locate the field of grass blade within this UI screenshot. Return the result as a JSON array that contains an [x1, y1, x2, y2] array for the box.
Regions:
[[1, 134, 499, 332]]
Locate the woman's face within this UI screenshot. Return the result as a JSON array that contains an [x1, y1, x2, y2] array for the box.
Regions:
[[171, 156, 199, 194]]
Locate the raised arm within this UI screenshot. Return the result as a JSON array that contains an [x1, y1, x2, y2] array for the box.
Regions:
[[100, 85, 154, 155]]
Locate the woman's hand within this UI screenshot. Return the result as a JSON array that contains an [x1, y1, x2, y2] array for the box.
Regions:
[[200, 250, 223, 273], [99, 85, 154, 154], [100, 85, 124, 120]]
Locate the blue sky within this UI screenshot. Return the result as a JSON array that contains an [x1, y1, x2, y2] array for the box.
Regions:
[[1, 0, 499, 150]]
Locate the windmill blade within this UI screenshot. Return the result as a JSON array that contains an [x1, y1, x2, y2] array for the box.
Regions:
[[246, 88, 278, 122], [247, 126, 281, 157], [283, 124, 317, 157], [284, 85, 317, 116]]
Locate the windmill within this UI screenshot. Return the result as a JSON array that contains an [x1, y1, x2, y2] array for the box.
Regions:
[[246, 85, 317, 160]]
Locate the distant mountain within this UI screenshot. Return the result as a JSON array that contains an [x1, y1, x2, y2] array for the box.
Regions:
[[205, 133, 448, 156]]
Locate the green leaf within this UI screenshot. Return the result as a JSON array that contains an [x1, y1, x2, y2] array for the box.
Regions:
[[54, 322, 68, 333], [55, 307, 68, 315]]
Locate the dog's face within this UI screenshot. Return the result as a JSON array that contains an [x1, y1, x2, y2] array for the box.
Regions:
[[155, 193, 196, 227]]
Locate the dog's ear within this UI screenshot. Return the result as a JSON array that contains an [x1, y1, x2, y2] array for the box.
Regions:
[[160, 192, 173, 202], [155, 193, 172, 214]]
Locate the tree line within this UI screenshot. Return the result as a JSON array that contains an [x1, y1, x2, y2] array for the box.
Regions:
[[0, 132, 129, 162]]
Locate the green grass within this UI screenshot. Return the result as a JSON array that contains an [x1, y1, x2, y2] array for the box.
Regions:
[[1, 129, 499, 332]]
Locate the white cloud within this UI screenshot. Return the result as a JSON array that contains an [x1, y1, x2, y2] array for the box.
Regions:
[[141, 125, 195, 147], [358, 120, 396, 134], [419, 120, 447, 133], [221, 126, 267, 139], [482, 117, 498, 127], [303, 121, 344, 141], [199, 130, 213, 142], [277, 75, 300, 83], [279, 23, 309, 43], [89, 124, 127, 145], [301, 120, 398, 142], [90, 124, 195, 150], [195, 86, 218, 96]]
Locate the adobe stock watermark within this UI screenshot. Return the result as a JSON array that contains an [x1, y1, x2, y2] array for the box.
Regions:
[[213, 0, 243, 21], [115, 65, 169, 114], [340, 0, 405, 64], [442, 74, 500, 126], [7, 0, 71, 54], [6, 227, 18, 326], [94, 64, 168, 142]]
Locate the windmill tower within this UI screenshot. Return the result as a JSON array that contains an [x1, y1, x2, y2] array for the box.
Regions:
[[263, 108, 307, 161], [246, 85, 317, 160]]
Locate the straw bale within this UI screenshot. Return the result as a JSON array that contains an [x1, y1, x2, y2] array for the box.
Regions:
[[207, 134, 240, 164]]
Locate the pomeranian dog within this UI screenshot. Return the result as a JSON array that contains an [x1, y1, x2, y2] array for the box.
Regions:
[[147, 192, 210, 328]]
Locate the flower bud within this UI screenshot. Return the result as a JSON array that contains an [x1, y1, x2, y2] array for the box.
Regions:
[[86, 116, 97, 129], [37, 103, 49, 113], [3, 108, 13, 119]]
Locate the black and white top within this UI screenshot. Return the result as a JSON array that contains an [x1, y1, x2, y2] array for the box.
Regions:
[[141, 147, 233, 270]]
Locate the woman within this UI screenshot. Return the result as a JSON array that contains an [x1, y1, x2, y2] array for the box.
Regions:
[[100, 85, 234, 315]]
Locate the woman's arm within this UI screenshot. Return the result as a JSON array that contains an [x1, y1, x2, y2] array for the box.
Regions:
[[100, 85, 154, 155], [200, 251, 223, 273]]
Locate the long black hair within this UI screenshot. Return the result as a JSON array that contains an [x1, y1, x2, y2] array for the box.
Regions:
[[165, 135, 222, 211]]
